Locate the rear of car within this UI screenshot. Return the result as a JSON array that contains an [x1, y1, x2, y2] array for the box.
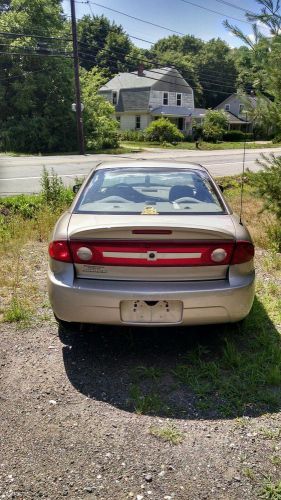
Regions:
[[47, 162, 255, 326]]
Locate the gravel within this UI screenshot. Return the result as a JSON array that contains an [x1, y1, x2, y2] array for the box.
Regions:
[[0, 320, 281, 500]]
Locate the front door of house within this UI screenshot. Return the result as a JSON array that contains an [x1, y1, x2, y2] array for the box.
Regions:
[[178, 117, 184, 130]]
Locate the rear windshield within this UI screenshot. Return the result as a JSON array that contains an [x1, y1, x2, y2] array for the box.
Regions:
[[74, 167, 226, 215]]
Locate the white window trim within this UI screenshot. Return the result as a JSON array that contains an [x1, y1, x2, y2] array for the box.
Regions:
[[225, 104, 230, 111], [176, 93, 182, 106], [239, 104, 244, 113], [163, 92, 169, 106]]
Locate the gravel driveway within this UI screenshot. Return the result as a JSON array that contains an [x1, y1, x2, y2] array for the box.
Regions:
[[1, 318, 281, 500]]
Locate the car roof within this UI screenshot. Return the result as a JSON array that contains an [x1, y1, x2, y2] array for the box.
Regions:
[[94, 160, 208, 173]]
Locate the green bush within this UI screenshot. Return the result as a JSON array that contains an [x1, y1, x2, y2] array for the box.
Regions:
[[145, 118, 184, 143], [41, 167, 74, 208], [0, 169, 75, 222], [202, 110, 228, 143], [272, 134, 281, 144], [223, 130, 254, 142], [0, 194, 43, 219], [249, 154, 281, 250], [118, 130, 146, 142]]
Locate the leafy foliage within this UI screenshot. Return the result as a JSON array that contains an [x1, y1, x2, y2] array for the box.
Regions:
[[202, 110, 228, 142], [252, 154, 281, 220], [144, 118, 184, 143], [80, 68, 119, 150], [0, 0, 77, 153]]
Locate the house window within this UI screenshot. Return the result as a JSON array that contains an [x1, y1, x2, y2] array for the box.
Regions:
[[239, 104, 244, 114], [135, 115, 141, 130], [225, 104, 230, 111], [112, 91, 117, 105], [163, 92, 169, 105], [176, 93, 182, 106], [116, 116, 120, 126]]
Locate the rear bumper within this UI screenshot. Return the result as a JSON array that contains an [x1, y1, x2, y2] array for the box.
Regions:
[[48, 266, 255, 326]]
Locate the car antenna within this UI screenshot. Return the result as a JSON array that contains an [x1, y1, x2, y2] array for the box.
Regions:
[[239, 111, 248, 225]]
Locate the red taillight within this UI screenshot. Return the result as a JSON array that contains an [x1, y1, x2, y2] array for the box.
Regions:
[[49, 240, 72, 263], [231, 241, 255, 265], [132, 230, 172, 235], [69, 240, 235, 267]]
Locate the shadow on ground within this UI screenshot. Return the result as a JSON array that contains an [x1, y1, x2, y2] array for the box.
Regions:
[[60, 297, 281, 420]]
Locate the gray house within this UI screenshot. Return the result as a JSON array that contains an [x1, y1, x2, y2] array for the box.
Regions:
[[98, 67, 206, 134], [215, 93, 257, 131]]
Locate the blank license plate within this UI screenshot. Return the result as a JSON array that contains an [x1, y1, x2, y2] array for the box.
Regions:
[[120, 300, 183, 324]]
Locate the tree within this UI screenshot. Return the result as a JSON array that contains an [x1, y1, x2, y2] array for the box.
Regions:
[[78, 15, 135, 75], [145, 118, 184, 143], [80, 68, 119, 150], [196, 39, 238, 108], [0, 0, 76, 153], [202, 110, 228, 142]]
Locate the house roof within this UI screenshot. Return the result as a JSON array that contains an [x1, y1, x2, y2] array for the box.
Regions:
[[99, 67, 192, 93], [224, 110, 250, 124], [151, 106, 193, 116], [216, 93, 257, 109], [151, 106, 207, 117], [115, 88, 150, 112]]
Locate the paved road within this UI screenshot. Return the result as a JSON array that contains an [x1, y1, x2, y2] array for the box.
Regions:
[[1, 146, 280, 195]]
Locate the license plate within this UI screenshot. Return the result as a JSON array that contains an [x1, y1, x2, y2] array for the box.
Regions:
[[120, 300, 183, 324]]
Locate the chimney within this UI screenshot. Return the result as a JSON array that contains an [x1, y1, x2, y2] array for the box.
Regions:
[[138, 64, 144, 76]]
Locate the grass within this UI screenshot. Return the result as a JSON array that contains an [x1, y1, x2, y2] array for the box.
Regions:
[[0, 146, 144, 157], [260, 428, 281, 440], [129, 384, 165, 415], [149, 425, 184, 445], [243, 467, 255, 480], [3, 297, 32, 325], [131, 365, 163, 382], [221, 176, 281, 252], [260, 480, 281, 499], [121, 140, 281, 151], [271, 456, 281, 466]]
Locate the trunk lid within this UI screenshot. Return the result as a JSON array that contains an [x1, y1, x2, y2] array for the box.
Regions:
[[68, 214, 236, 281]]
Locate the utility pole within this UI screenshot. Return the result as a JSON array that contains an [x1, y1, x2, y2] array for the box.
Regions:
[[70, 0, 85, 155]]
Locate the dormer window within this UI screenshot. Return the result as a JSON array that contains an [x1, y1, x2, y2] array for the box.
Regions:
[[239, 104, 244, 114], [112, 91, 117, 105], [225, 104, 230, 111], [176, 93, 182, 106], [163, 92, 169, 105]]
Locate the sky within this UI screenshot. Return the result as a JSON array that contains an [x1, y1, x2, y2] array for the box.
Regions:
[[63, 0, 261, 48]]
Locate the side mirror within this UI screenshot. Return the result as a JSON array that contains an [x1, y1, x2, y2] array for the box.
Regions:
[[73, 184, 81, 194], [218, 184, 224, 193]]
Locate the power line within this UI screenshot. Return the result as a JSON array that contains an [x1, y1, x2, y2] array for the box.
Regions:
[[213, 0, 255, 15], [127, 69, 235, 95], [77, 44, 236, 93], [0, 69, 45, 82], [0, 50, 72, 58], [178, 0, 251, 24], [0, 20, 72, 37], [77, 1, 187, 36], [76, 40, 238, 87], [0, 30, 72, 42], [79, 45, 237, 89]]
